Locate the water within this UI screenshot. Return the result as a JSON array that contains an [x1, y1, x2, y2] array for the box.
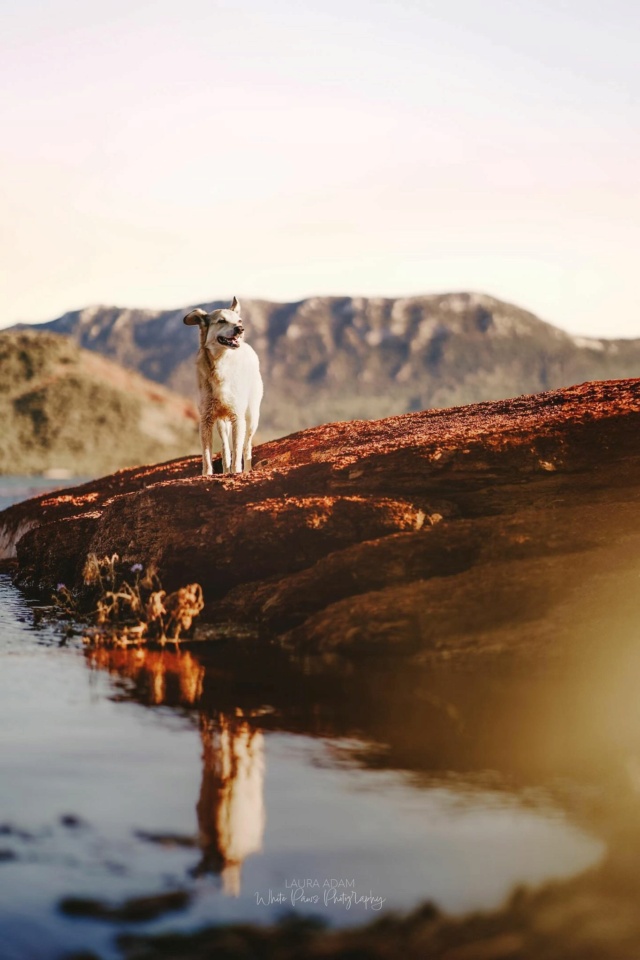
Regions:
[[0, 480, 613, 959], [0, 478, 91, 515]]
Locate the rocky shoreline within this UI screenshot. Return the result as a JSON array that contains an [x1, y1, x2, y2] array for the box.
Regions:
[[4, 378, 640, 960], [1, 377, 639, 659]]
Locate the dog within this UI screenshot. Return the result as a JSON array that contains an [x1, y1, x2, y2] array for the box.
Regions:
[[183, 297, 263, 476]]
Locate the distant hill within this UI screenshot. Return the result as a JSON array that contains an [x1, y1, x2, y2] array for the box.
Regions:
[[0, 331, 199, 475], [15, 293, 640, 437]]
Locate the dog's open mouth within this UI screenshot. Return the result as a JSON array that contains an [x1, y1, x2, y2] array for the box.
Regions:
[[217, 335, 241, 349]]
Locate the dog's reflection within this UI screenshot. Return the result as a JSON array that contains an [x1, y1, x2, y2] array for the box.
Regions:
[[85, 647, 265, 895], [195, 712, 265, 894]]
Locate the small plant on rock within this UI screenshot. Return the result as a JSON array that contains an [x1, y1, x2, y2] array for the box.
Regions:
[[78, 553, 204, 648]]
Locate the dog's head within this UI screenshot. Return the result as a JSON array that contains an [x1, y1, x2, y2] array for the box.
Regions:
[[183, 297, 245, 350]]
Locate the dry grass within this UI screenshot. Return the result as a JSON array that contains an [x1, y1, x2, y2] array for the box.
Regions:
[[55, 553, 204, 647]]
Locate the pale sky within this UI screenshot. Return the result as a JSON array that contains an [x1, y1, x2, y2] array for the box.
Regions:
[[1, 0, 639, 336]]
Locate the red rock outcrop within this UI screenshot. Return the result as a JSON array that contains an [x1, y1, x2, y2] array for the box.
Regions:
[[2, 378, 640, 657]]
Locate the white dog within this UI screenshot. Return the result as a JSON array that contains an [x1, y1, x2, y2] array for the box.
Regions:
[[184, 297, 263, 476]]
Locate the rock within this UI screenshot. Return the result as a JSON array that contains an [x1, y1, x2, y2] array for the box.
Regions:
[[2, 377, 640, 659], [59, 890, 191, 922]]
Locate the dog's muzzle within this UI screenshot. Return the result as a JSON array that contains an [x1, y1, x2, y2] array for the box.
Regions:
[[217, 331, 243, 349]]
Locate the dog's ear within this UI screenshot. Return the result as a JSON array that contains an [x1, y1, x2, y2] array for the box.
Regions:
[[183, 308, 209, 326], [230, 296, 241, 314]]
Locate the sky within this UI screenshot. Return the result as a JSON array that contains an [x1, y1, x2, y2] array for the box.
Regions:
[[1, 0, 639, 337]]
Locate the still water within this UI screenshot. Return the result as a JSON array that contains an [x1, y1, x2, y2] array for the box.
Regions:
[[0, 481, 609, 959]]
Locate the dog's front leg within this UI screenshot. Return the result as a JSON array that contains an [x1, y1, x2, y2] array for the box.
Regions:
[[231, 417, 246, 474], [217, 420, 232, 473], [200, 418, 214, 476]]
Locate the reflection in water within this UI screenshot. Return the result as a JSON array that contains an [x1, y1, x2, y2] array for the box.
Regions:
[[84, 639, 618, 897], [0, 577, 615, 960], [87, 647, 265, 894], [84, 635, 640, 827], [86, 647, 205, 706], [81, 614, 640, 960], [195, 714, 265, 894]]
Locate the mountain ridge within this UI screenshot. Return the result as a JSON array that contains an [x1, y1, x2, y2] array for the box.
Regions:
[[13, 292, 640, 438]]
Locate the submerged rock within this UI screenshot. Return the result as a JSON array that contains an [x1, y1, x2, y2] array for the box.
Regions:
[[1, 378, 639, 659], [59, 890, 191, 922]]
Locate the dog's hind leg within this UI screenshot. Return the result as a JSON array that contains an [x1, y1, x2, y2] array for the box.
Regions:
[[200, 419, 214, 476], [243, 413, 255, 472], [217, 420, 232, 474], [243, 434, 252, 472], [231, 417, 246, 474], [245, 389, 262, 473]]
